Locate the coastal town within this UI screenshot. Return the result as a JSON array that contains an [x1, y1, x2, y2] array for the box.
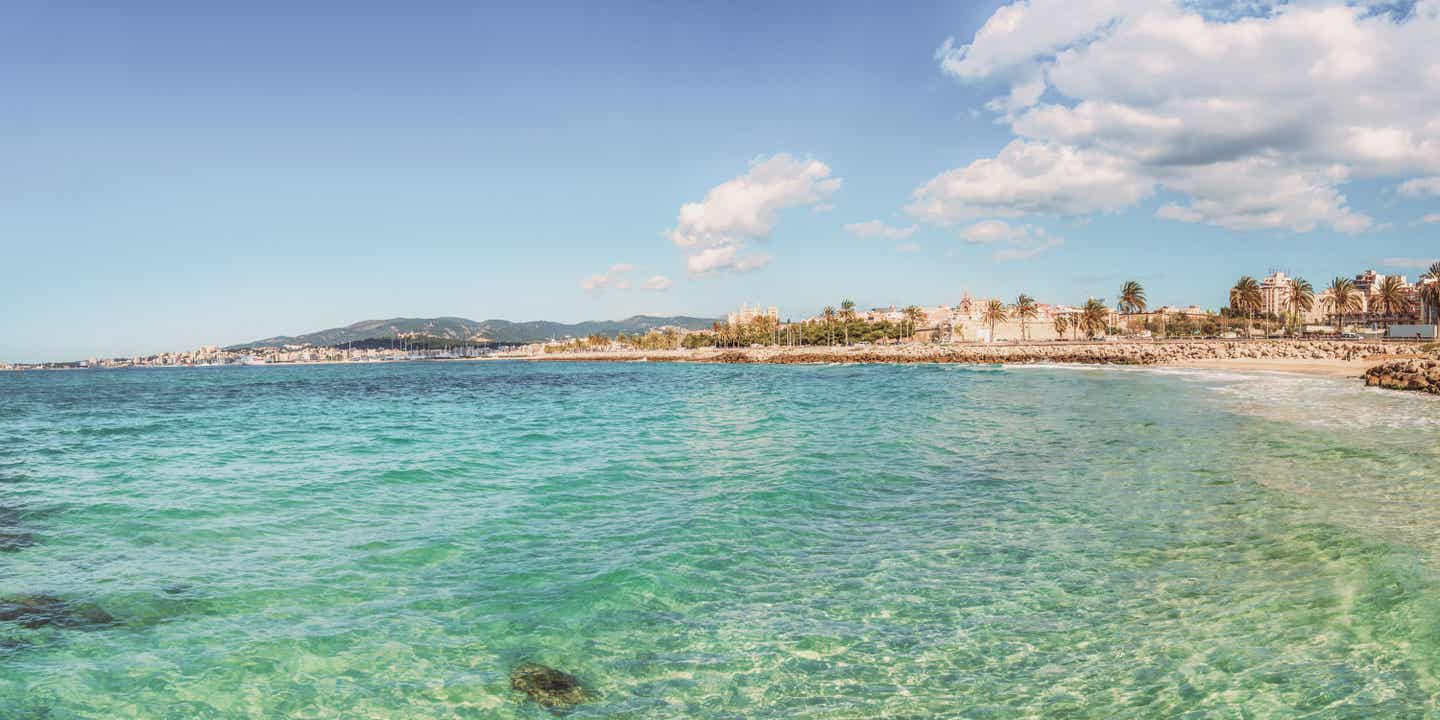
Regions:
[[4, 266, 1438, 373]]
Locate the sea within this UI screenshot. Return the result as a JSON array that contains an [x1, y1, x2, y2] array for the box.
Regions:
[[2, 360, 1439, 718]]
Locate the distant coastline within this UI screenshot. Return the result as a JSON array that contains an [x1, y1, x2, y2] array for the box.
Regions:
[[508, 339, 1418, 378], [7, 341, 1431, 387]]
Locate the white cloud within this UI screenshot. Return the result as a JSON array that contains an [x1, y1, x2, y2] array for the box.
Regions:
[[581, 263, 640, 292], [844, 220, 918, 240], [960, 220, 1065, 260], [668, 154, 840, 275], [1153, 158, 1371, 232], [961, 219, 1026, 244], [734, 253, 773, 273], [907, 140, 1152, 222], [1400, 176, 1440, 197], [898, 242, 921, 253], [684, 246, 772, 275], [926, 0, 1440, 233], [642, 275, 674, 291], [995, 236, 1065, 262], [685, 246, 735, 275], [1381, 257, 1440, 269]]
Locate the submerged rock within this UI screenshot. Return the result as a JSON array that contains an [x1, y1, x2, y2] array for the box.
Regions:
[[510, 662, 590, 710], [0, 594, 114, 629], [0, 530, 34, 552]]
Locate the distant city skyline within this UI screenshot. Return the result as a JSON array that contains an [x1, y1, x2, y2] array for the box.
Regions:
[[3, 0, 1439, 362]]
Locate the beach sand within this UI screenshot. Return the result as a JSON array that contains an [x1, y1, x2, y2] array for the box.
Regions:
[[1165, 357, 1382, 378]]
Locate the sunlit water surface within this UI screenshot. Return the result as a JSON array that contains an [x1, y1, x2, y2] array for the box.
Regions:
[[2, 361, 1439, 718]]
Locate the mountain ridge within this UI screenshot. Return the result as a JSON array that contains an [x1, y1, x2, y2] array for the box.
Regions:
[[227, 315, 718, 349]]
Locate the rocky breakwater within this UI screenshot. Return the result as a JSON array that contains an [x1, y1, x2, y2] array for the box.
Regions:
[[708, 340, 1401, 366], [1364, 356, 1440, 394]]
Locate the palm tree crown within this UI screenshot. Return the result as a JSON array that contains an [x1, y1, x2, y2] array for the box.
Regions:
[[1230, 276, 1262, 338], [1013, 294, 1038, 341], [1285, 277, 1314, 334], [1375, 275, 1407, 320], [982, 299, 1008, 342], [1423, 263, 1440, 325], [1117, 281, 1147, 315], [1081, 298, 1109, 338], [1322, 276, 1362, 333], [903, 305, 926, 341]]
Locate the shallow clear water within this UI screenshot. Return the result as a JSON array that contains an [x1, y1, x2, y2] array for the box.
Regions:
[[2, 361, 1439, 718]]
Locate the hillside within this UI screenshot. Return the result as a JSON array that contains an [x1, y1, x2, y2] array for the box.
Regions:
[[228, 315, 717, 349]]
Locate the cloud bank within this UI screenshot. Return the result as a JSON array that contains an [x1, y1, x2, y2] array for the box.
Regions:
[[843, 220, 918, 240], [918, 0, 1440, 234], [668, 154, 841, 275], [581, 264, 671, 293]]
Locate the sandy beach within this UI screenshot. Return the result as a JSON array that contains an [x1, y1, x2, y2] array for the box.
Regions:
[[1168, 357, 1381, 378], [508, 340, 1417, 377]]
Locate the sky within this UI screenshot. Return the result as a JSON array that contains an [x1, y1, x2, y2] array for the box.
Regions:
[[3, 0, 1439, 362]]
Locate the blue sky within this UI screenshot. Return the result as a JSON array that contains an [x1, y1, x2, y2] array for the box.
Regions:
[[3, 0, 1438, 361]]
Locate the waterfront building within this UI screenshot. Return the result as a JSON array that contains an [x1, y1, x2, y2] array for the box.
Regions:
[[727, 304, 779, 326], [1259, 272, 1293, 317]]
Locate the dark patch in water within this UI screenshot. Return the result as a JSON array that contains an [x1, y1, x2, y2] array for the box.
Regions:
[[0, 594, 115, 629], [0, 530, 35, 552], [510, 662, 591, 711]]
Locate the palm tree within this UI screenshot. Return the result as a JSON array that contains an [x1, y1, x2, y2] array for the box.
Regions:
[[1117, 281, 1147, 335], [1323, 276, 1362, 334], [839, 299, 857, 345], [1422, 262, 1440, 327], [1013, 294, 1038, 342], [982, 299, 1008, 343], [1053, 315, 1069, 341], [1081, 298, 1109, 339], [1375, 275, 1407, 328], [1229, 276, 1262, 338], [821, 306, 836, 346], [898, 300, 921, 339], [1285, 277, 1314, 336]]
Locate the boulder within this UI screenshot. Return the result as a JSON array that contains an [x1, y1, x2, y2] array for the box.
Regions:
[[510, 662, 590, 710], [0, 594, 114, 629]]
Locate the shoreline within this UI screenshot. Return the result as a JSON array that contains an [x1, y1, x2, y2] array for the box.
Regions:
[[9, 341, 1428, 383], [505, 339, 1416, 377], [1165, 357, 1378, 378]]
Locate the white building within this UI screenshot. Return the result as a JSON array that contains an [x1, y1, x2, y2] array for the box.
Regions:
[[727, 304, 779, 326]]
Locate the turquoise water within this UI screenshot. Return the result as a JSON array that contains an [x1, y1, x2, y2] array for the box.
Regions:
[[2, 361, 1440, 718]]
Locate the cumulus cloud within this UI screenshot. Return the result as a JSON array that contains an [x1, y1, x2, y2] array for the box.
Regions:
[[1400, 176, 1440, 197], [1153, 158, 1371, 232], [582, 264, 674, 293], [684, 246, 772, 275], [907, 140, 1152, 222], [961, 219, 1027, 244], [960, 220, 1065, 260], [668, 154, 840, 275], [844, 220, 918, 240], [1381, 257, 1440, 268], [924, 0, 1440, 233], [581, 263, 636, 292], [995, 236, 1065, 261], [642, 275, 674, 291]]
